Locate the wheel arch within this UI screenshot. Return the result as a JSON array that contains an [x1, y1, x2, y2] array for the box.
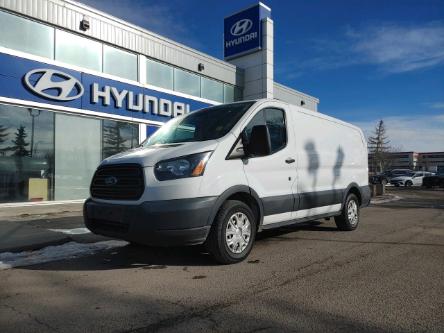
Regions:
[[343, 183, 363, 207], [206, 185, 264, 229]]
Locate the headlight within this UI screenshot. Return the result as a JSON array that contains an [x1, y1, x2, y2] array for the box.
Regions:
[[154, 151, 213, 181]]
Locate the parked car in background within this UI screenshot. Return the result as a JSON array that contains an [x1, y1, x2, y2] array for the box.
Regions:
[[422, 172, 444, 188], [390, 171, 435, 187], [370, 169, 413, 185]]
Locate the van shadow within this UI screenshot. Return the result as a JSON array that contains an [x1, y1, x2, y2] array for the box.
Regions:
[[23, 220, 338, 271]]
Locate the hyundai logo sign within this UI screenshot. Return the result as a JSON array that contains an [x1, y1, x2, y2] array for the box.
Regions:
[[22, 68, 194, 118], [1, 52, 211, 124], [230, 19, 253, 36], [24, 68, 84, 101], [224, 4, 270, 59]]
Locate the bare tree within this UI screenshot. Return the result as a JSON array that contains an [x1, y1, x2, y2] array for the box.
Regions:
[[368, 120, 391, 173]]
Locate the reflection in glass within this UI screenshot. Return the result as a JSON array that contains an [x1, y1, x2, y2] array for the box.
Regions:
[[224, 84, 235, 103], [0, 105, 141, 203], [0, 10, 54, 59], [201, 77, 223, 103], [55, 29, 102, 71], [103, 45, 138, 81], [0, 104, 54, 203], [102, 120, 139, 159], [174, 68, 201, 97], [146, 59, 174, 90]]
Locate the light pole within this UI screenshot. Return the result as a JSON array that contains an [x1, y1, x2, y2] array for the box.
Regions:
[[27, 108, 41, 157]]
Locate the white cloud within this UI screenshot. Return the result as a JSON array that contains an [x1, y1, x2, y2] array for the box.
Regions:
[[353, 114, 444, 152], [284, 22, 444, 75], [428, 102, 444, 109], [349, 22, 444, 73]]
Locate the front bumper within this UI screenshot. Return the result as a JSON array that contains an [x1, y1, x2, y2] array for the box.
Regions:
[[84, 197, 217, 246]]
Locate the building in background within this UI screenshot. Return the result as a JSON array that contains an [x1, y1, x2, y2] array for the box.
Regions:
[[368, 152, 444, 173], [0, 0, 318, 204]]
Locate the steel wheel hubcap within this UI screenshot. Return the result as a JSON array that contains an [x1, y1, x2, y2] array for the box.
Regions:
[[225, 212, 251, 254], [347, 200, 358, 225]]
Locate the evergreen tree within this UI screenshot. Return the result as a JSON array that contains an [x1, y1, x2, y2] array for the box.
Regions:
[[368, 120, 391, 173], [11, 125, 30, 157], [103, 122, 128, 158], [0, 124, 8, 151]]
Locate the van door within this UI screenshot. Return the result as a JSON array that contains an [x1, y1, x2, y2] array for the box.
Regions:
[[242, 107, 297, 225]]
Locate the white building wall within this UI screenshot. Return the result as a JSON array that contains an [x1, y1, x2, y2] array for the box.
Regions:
[[228, 18, 274, 100], [274, 82, 319, 112]]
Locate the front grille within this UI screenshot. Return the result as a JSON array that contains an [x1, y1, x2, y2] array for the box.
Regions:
[[90, 164, 144, 200]]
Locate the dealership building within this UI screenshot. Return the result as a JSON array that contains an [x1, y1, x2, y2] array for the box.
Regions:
[[0, 0, 319, 204]]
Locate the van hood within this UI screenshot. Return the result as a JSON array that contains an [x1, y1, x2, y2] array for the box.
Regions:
[[100, 140, 219, 167]]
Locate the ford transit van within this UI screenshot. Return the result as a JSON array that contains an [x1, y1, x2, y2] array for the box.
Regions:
[[84, 99, 370, 264]]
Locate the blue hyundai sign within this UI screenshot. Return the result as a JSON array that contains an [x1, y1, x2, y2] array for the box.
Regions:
[[0, 52, 212, 124], [224, 3, 271, 59]]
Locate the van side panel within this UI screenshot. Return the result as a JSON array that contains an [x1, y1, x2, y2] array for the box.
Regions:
[[290, 105, 367, 217]]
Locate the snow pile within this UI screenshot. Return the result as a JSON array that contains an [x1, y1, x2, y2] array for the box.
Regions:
[[48, 227, 91, 235], [0, 240, 128, 269]]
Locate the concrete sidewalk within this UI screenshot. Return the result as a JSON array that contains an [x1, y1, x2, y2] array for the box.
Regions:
[[0, 203, 108, 253], [0, 201, 83, 220]]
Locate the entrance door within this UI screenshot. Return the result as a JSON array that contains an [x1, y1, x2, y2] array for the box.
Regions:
[[242, 107, 297, 225]]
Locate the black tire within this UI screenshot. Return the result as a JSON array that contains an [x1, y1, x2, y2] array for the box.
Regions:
[[335, 193, 360, 231], [205, 200, 256, 264], [394, 183, 400, 187], [405, 180, 413, 187]]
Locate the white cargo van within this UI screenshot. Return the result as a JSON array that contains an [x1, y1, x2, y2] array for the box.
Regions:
[[84, 99, 370, 264]]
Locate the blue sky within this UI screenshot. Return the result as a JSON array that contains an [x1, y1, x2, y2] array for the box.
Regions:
[[79, 0, 444, 151]]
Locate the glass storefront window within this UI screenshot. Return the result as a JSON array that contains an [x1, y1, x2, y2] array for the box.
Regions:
[[54, 114, 101, 200], [174, 68, 201, 97], [103, 45, 138, 81], [146, 59, 173, 90], [0, 10, 54, 59], [102, 120, 139, 160], [201, 77, 224, 103], [55, 29, 102, 71], [0, 105, 54, 203], [224, 84, 235, 103]]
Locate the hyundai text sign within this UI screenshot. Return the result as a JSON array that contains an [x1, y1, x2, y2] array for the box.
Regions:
[[0, 52, 211, 123], [224, 3, 271, 59]]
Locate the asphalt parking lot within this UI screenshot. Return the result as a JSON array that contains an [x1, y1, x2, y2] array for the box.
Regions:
[[1, 187, 443, 332]]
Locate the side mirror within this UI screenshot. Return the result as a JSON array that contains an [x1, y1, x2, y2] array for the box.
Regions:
[[243, 125, 271, 157]]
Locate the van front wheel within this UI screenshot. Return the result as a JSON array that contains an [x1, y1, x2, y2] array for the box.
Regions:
[[206, 200, 256, 264], [335, 193, 360, 231]]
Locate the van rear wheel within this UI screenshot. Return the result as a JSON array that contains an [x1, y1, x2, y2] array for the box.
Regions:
[[335, 193, 360, 231], [206, 200, 256, 264]]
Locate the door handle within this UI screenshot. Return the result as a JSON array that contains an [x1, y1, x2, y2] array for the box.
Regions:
[[285, 158, 295, 164]]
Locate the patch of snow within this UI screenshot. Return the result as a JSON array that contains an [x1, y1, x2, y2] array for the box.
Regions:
[[0, 240, 128, 270], [371, 195, 402, 204], [48, 227, 91, 235]]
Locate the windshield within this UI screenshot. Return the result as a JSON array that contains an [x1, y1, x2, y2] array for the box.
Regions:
[[143, 102, 255, 146]]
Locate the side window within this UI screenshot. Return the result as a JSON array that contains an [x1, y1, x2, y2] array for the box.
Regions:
[[265, 108, 287, 153], [244, 110, 265, 146], [243, 108, 287, 155]]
